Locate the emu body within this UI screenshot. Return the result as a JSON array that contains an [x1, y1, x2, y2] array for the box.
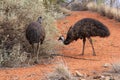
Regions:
[[26, 17, 45, 61], [59, 18, 110, 56]]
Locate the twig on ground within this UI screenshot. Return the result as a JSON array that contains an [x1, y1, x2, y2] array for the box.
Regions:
[[50, 53, 99, 61]]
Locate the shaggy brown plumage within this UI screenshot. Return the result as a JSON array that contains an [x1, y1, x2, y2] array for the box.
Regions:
[[59, 18, 110, 56], [26, 17, 45, 61]]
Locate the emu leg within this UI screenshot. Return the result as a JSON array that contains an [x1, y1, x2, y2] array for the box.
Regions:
[[32, 43, 35, 57], [87, 37, 96, 56], [81, 38, 86, 55], [36, 42, 40, 62], [28, 43, 34, 64]]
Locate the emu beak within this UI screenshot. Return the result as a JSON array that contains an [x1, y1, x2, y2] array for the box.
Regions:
[[58, 35, 64, 41], [58, 37, 61, 41]]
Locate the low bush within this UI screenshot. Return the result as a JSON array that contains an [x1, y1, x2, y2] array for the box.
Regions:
[[0, 0, 61, 67]]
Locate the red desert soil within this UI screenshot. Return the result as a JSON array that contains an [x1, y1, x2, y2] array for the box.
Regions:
[[0, 11, 120, 80]]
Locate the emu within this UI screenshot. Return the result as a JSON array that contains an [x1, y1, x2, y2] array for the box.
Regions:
[[58, 18, 110, 56], [26, 17, 45, 61]]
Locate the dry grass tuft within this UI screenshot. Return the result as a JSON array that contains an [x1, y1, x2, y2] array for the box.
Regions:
[[97, 4, 106, 16], [87, 2, 120, 21], [46, 63, 77, 80], [104, 6, 114, 19], [87, 2, 97, 12], [112, 9, 120, 22]]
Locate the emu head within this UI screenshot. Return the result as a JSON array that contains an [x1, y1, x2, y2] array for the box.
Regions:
[[37, 16, 42, 24], [58, 26, 75, 45], [58, 35, 65, 41]]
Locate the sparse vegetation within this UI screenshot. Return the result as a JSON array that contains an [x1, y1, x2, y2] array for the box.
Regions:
[[66, 0, 92, 11], [104, 6, 114, 19], [87, 1, 120, 22], [112, 9, 120, 22]]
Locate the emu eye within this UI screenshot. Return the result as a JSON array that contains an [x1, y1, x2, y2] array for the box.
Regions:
[[67, 35, 72, 39]]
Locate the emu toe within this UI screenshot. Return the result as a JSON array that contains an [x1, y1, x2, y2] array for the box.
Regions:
[[80, 53, 84, 56], [34, 60, 39, 64], [93, 53, 96, 56]]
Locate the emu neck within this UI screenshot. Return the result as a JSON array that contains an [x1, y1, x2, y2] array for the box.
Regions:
[[37, 21, 41, 24]]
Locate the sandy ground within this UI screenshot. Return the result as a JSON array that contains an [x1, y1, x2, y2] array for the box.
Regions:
[[0, 11, 120, 80]]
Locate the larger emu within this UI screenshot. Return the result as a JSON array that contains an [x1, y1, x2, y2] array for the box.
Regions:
[[59, 18, 110, 56], [26, 17, 45, 61]]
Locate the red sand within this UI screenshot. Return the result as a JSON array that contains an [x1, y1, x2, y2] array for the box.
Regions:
[[0, 11, 120, 80]]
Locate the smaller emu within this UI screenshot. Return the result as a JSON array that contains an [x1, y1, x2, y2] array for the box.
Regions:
[[26, 17, 45, 61], [58, 18, 110, 56]]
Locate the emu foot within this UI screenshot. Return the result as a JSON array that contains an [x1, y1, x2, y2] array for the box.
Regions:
[[34, 60, 39, 64], [34, 57, 39, 64], [28, 58, 37, 65], [80, 53, 84, 56], [93, 53, 96, 56]]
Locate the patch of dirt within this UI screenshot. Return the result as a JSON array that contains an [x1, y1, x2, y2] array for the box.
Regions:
[[0, 11, 120, 80]]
